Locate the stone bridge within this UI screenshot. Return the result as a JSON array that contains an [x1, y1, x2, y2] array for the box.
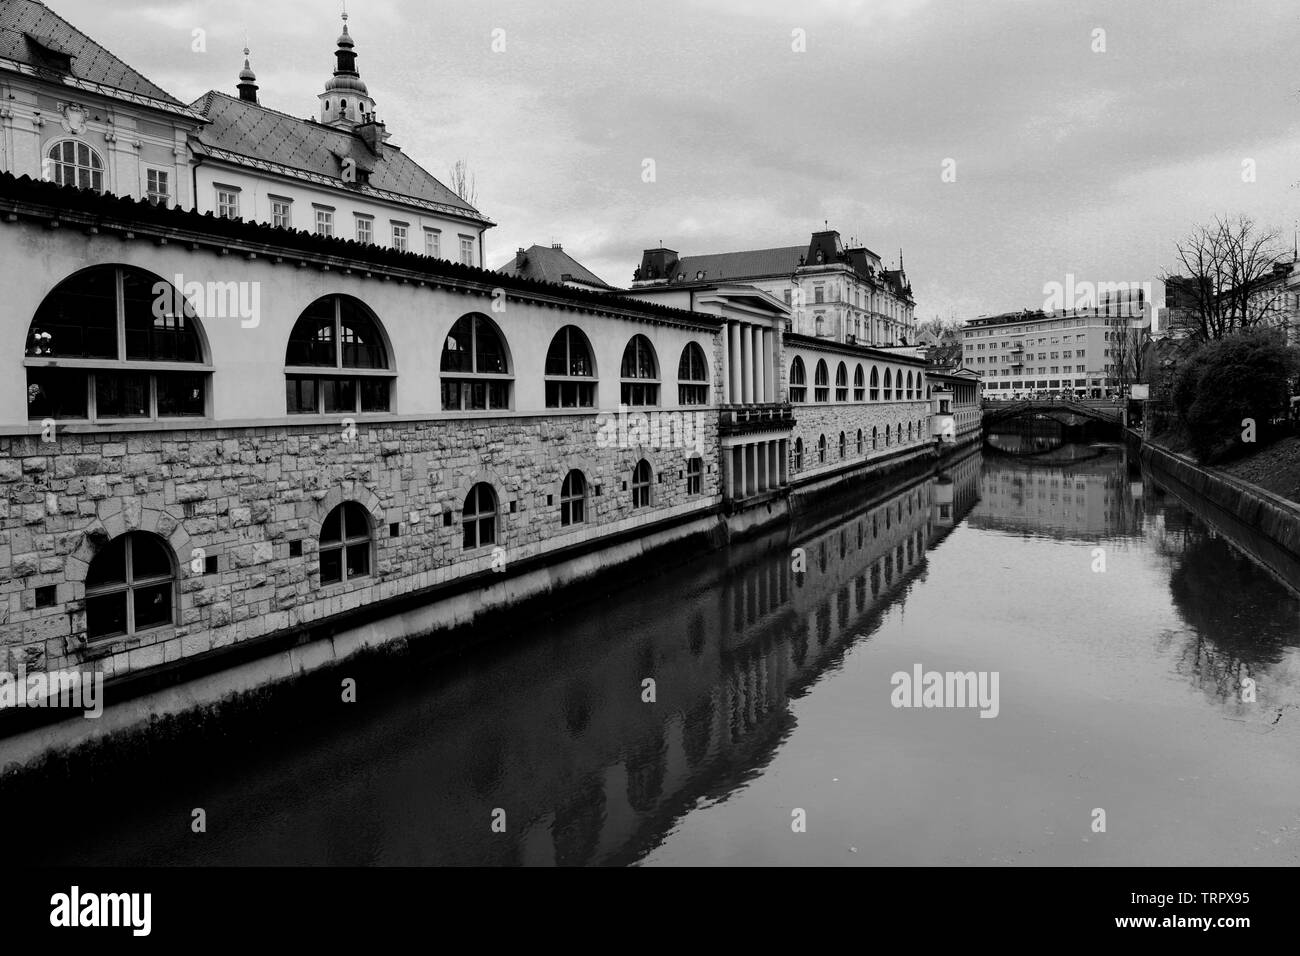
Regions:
[[982, 399, 1126, 428]]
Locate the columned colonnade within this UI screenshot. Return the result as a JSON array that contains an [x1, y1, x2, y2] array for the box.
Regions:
[[724, 436, 789, 499], [725, 321, 776, 405]]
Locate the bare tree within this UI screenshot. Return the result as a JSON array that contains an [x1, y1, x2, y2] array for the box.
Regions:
[[1164, 215, 1285, 342], [450, 159, 478, 207]]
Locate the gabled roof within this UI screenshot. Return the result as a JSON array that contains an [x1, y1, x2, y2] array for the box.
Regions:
[[0, 0, 185, 107], [496, 244, 614, 289], [190, 91, 489, 224], [672, 246, 805, 283]]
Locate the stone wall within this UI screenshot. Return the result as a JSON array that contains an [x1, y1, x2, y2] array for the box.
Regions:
[[0, 413, 721, 680], [789, 399, 933, 481]]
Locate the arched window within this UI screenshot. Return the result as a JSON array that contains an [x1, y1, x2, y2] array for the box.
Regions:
[[869, 366, 880, 401], [838, 431, 847, 458], [560, 470, 587, 526], [463, 483, 498, 549], [907, 421, 913, 442], [789, 357, 807, 403], [854, 365, 865, 401], [884, 368, 893, 401], [677, 342, 709, 405], [441, 313, 511, 411], [896, 423, 903, 444], [85, 531, 174, 640], [814, 360, 830, 402], [47, 140, 104, 192], [631, 459, 653, 508], [685, 455, 703, 494], [885, 424, 891, 446], [545, 326, 596, 408], [319, 502, 371, 584], [26, 265, 208, 422], [835, 362, 848, 402], [287, 295, 392, 414], [857, 428, 864, 454], [872, 426, 879, 450], [818, 434, 827, 463], [620, 335, 659, 407], [792, 438, 804, 470], [906, 370, 914, 400]]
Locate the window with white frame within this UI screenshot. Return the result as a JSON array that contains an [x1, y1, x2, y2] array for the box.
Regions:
[[459, 235, 475, 266], [355, 215, 373, 244], [271, 197, 293, 230], [425, 229, 441, 258], [315, 206, 335, 237], [145, 169, 169, 205], [47, 140, 104, 192], [392, 222, 408, 252], [215, 186, 240, 219]]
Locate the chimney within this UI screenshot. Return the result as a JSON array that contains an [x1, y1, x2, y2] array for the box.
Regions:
[[356, 119, 389, 155], [516, 248, 527, 268], [551, 242, 562, 250]]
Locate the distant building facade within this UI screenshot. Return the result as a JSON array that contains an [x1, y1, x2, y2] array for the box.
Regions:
[[629, 230, 916, 348]]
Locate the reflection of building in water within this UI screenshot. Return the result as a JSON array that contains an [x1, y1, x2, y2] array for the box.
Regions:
[[968, 452, 1127, 537], [516, 473, 940, 865], [930, 449, 982, 535]]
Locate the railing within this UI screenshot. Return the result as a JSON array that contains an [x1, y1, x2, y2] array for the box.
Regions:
[[719, 403, 795, 435]]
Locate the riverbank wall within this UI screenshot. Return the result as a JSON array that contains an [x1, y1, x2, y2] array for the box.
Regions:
[[0, 435, 981, 770], [1135, 432, 1300, 594]]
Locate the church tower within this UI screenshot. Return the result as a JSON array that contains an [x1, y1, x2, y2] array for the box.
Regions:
[[318, 12, 377, 128], [237, 48, 258, 103]]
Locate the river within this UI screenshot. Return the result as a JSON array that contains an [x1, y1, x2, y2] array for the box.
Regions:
[[11, 441, 1300, 866]]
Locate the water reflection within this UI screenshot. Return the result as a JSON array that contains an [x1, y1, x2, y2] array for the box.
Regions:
[[9, 443, 1300, 866]]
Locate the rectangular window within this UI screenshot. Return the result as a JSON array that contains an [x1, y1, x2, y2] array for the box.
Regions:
[[391, 222, 408, 251], [271, 198, 292, 230], [215, 187, 239, 219], [146, 169, 169, 205], [355, 216, 373, 244], [424, 229, 441, 258], [459, 235, 475, 266], [686, 457, 703, 495], [95, 372, 150, 418], [315, 207, 334, 237]]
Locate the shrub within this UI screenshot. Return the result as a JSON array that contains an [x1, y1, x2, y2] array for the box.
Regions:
[[1172, 332, 1298, 461]]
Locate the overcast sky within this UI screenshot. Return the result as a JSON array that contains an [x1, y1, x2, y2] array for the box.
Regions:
[[51, 0, 1300, 320]]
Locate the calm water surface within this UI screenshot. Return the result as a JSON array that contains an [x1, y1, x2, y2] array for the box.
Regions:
[[13, 443, 1300, 866]]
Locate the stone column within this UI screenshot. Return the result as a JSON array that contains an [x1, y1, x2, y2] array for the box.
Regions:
[[756, 442, 767, 493], [779, 440, 789, 485], [720, 323, 732, 405], [752, 327, 765, 405], [741, 326, 753, 405], [729, 323, 743, 404], [735, 446, 746, 499], [761, 329, 775, 402]]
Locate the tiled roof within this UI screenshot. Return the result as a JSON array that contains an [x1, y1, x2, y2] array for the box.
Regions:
[[495, 244, 614, 288], [190, 91, 486, 222], [672, 246, 806, 282], [0, 0, 184, 106]]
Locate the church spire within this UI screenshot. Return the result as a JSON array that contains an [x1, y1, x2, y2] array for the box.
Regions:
[[319, 8, 376, 127], [237, 47, 259, 104]]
